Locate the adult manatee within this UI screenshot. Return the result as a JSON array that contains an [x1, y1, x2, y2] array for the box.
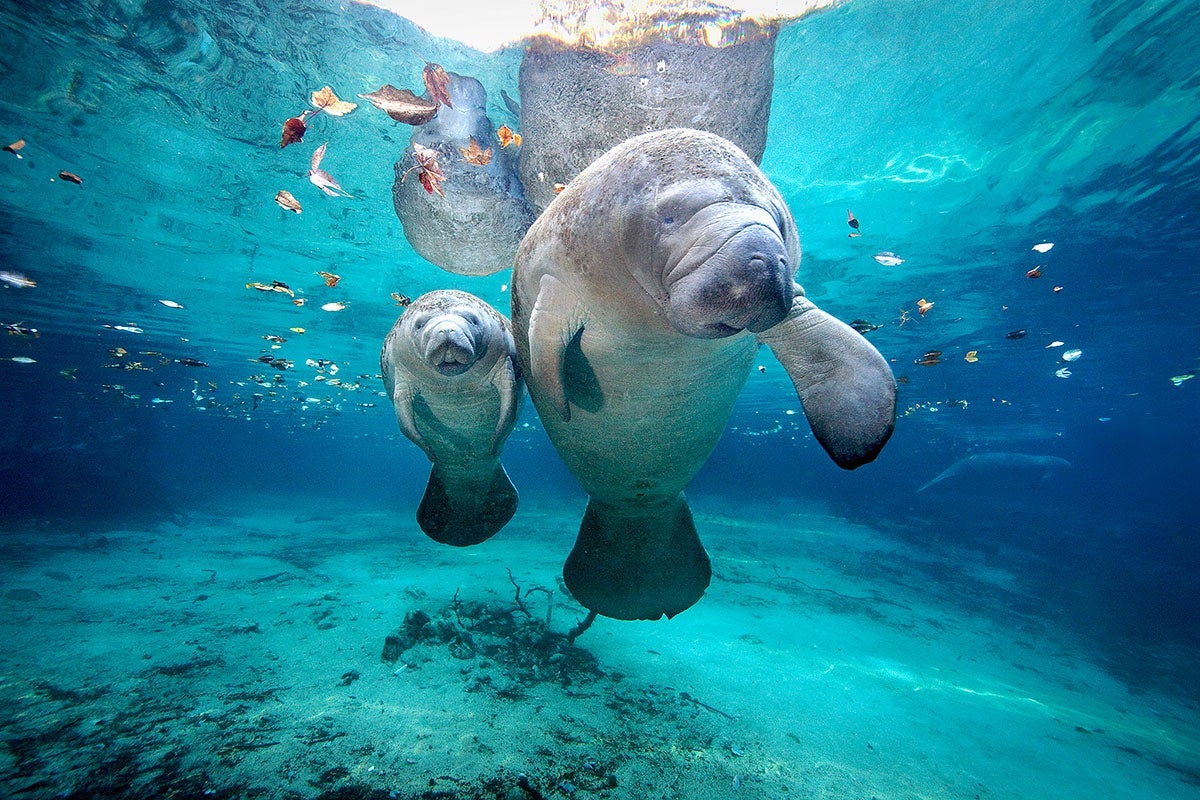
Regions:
[[381, 290, 523, 545], [511, 128, 896, 621]]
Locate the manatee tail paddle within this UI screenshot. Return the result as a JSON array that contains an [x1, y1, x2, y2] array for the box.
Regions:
[[416, 463, 518, 546], [562, 495, 711, 621]]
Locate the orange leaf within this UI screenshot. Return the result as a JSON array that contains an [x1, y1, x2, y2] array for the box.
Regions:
[[318, 271, 341, 287], [310, 86, 357, 116], [497, 124, 521, 148], [459, 137, 493, 166]]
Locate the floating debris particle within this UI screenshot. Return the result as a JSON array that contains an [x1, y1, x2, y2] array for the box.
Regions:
[[4, 322, 38, 337], [104, 324, 144, 334], [873, 252, 904, 266], [964, 350, 979, 363], [0, 271, 36, 289], [1005, 329, 1027, 340], [263, 334, 286, 344], [915, 350, 942, 366], [289, 327, 306, 334], [176, 357, 209, 367], [1061, 349, 1082, 362], [159, 299, 184, 309], [1032, 242, 1054, 253], [849, 319, 882, 334], [58, 170, 82, 184], [1053, 285, 1064, 293], [275, 190, 303, 213], [246, 280, 294, 298]]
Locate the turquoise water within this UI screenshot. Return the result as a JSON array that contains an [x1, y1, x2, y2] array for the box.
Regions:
[[1, 1, 1198, 797]]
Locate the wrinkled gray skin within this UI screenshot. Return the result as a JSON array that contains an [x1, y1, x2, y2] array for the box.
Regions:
[[512, 129, 897, 621], [918, 453, 1072, 493], [381, 290, 523, 546], [518, 31, 777, 214], [393, 73, 533, 276]]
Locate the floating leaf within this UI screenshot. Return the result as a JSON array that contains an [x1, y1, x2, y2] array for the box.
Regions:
[[1032, 242, 1054, 253], [847, 210, 860, 231], [496, 124, 521, 148], [290, 327, 306, 334], [318, 271, 341, 287], [310, 86, 357, 116], [1053, 285, 1064, 293], [293, 298, 305, 306], [281, 115, 308, 148], [1006, 329, 1027, 340], [359, 84, 438, 125], [964, 350, 979, 363], [321, 301, 347, 312], [58, 170, 82, 185], [849, 319, 881, 334], [4, 322, 38, 337], [916, 298, 934, 315], [4, 139, 24, 156], [460, 137, 492, 166], [1055, 367, 1071, 379], [308, 143, 352, 197], [401, 143, 446, 196], [158, 300, 184, 309], [873, 252, 903, 266], [1061, 348, 1082, 362], [1170, 373, 1194, 386], [275, 190, 303, 213], [553, 183, 567, 194], [423, 63, 453, 108], [246, 280, 294, 298], [176, 357, 209, 367], [5, 356, 36, 364], [391, 292, 413, 307], [1026, 266, 1042, 279]]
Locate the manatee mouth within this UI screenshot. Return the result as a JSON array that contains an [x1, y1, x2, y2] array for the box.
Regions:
[[665, 222, 793, 339], [423, 322, 478, 375]]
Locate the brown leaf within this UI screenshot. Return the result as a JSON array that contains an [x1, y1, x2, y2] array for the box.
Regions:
[[418, 170, 444, 197], [423, 63, 453, 108], [58, 170, 82, 184], [496, 124, 521, 148], [318, 271, 341, 288], [274, 190, 303, 213], [459, 137, 493, 166], [310, 86, 357, 116], [359, 84, 438, 125], [391, 292, 413, 307], [281, 116, 307, 148], [3, 139, 24, 154]]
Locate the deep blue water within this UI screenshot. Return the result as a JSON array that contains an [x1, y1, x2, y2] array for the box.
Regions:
[[1, 0, 1199, 752]]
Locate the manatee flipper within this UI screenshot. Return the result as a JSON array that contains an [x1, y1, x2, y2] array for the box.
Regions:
[[527, 273, 588, 421], [417, 463, 519, 547], [390, 379, 433, 460], [757, 286, 896, 469], [562, 495, 711, 621], [489, 355, 520, 456]]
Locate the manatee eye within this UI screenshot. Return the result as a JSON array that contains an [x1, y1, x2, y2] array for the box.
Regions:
[[662, 216, 674, 225]]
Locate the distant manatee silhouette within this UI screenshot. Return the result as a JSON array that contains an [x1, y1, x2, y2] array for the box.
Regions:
[[917, 453, 1072, 493]]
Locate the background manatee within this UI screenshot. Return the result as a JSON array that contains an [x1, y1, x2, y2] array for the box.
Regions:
[[392, 73, 533, 276]]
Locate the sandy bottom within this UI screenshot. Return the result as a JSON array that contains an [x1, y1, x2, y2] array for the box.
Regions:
[[1, 492, 1197, 799]]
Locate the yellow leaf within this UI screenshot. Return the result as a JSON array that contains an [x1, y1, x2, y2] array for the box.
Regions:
[[311, 86, 357, 117]]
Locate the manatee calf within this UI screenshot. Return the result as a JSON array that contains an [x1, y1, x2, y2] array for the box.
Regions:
[[917, 453, 1072, 493], [511, 128, 896, 621], [381, 290, 523, 545]]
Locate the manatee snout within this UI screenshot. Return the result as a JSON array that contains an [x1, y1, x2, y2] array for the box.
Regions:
[[421, 315, 478, 374], [666, 223, 793, 338]]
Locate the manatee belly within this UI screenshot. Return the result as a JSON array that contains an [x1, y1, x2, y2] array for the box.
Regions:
[[537, 324, 757, 504]]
